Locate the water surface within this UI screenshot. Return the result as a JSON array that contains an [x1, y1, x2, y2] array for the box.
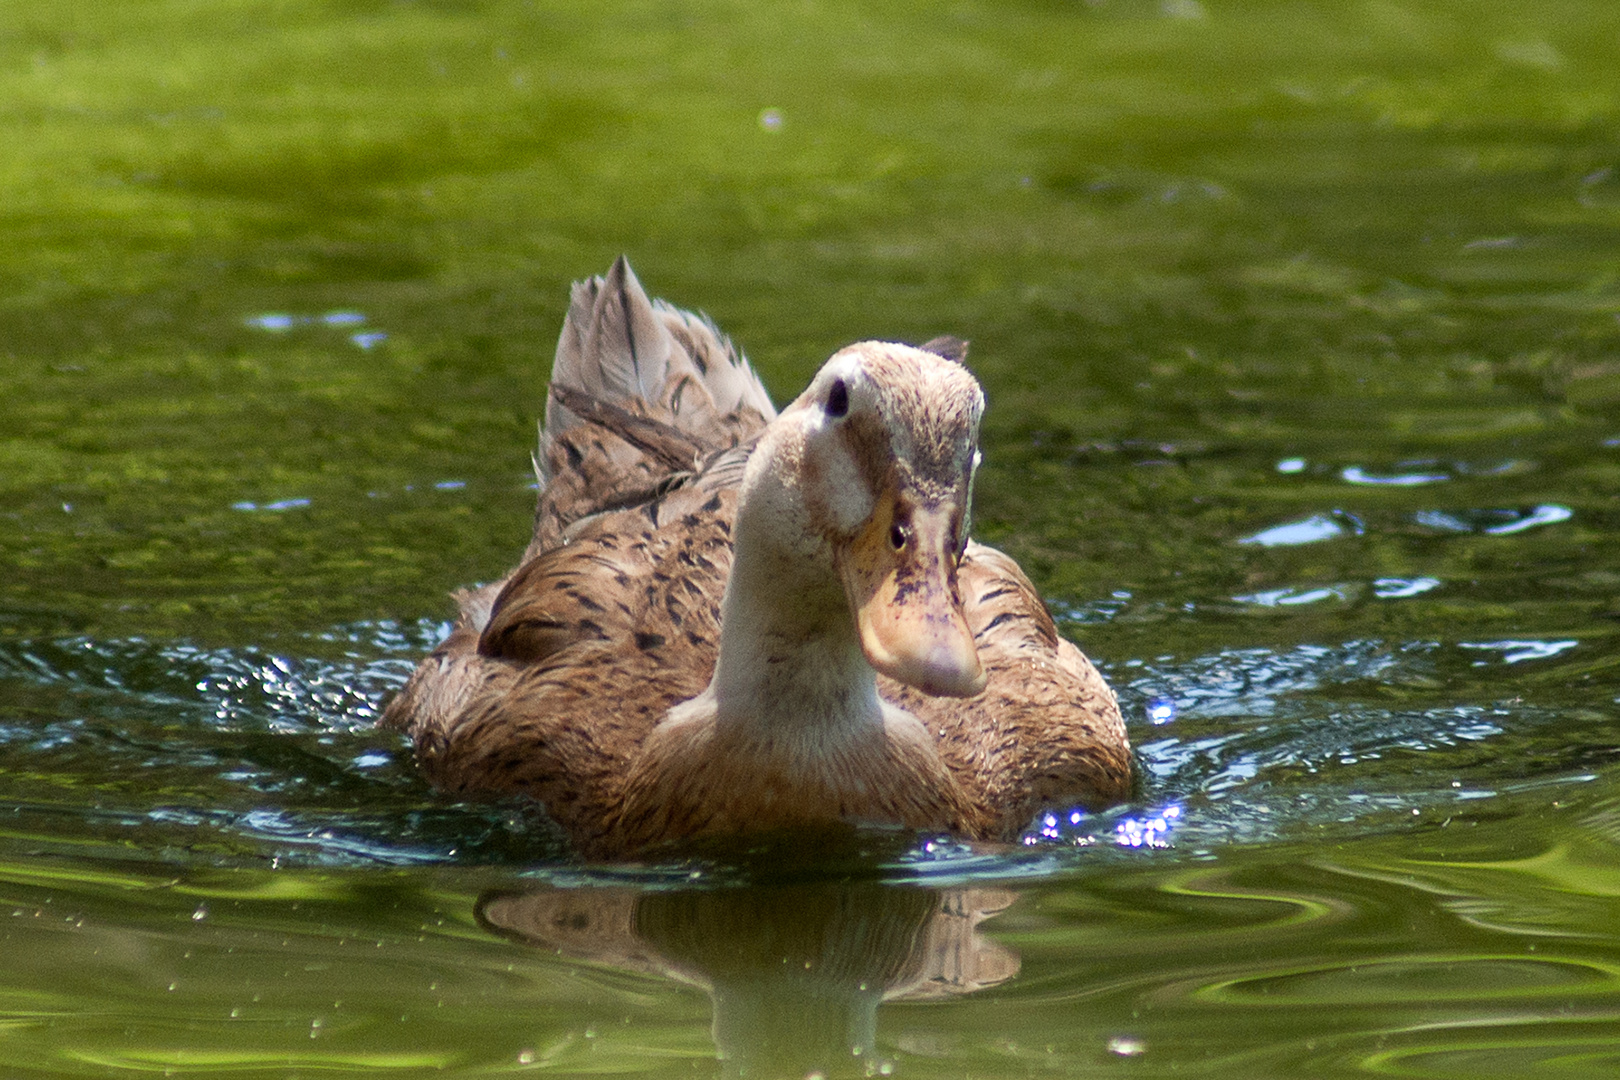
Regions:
[[3, 1, 1620, 1075]]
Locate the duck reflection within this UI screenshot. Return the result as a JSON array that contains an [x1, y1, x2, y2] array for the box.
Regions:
[[477, 881, 1019, 1076]]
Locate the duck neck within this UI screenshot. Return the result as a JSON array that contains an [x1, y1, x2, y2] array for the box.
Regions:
[[708, 514, 882, 740]]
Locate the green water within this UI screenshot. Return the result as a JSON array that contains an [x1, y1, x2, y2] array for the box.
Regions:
[[4, 0, 1620, 1075]]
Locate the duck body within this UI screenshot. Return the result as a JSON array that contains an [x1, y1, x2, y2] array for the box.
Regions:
[[382, 259, 1131, 856]]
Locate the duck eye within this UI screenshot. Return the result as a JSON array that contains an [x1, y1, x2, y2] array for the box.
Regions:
[[889, 522, 907, 550], [825, 378, 849, 418]]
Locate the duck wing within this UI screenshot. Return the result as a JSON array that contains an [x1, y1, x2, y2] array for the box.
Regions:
[[414, 478, 739, 848]]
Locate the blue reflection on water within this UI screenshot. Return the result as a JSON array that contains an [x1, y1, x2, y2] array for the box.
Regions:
[[1236, 585, 1351, 607], [1373, 577, 1440, 598], [1240, 511, 1363, 547], [1341, 465, 1448, 486], [1414, 504, 1571, 535], [1460, 639, 1579, 664], [232, 498, 312, 512], [1023, 804, 1183, 849]]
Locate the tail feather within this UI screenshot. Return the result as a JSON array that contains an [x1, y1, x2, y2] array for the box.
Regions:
[[545, 257, 673, 438], [541, 257, 773, 475], [653, 298, 775, 421], [529, 257, 775, 555]]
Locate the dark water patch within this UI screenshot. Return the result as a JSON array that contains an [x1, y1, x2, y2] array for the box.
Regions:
[[0, 625, 574, 868]]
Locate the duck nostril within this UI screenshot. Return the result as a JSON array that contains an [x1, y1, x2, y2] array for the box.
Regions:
[[889, 522, 907, 550]]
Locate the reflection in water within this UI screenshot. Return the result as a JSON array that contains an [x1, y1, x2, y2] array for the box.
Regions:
[[477, 883, 1018, 1077], [1238, 511, 1361, 547], [1412, 504, 1572, 535], [1340, 465, 1449, 486]]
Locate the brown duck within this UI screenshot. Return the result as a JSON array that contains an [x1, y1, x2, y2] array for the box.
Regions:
[[382, 258, 1131, 856]]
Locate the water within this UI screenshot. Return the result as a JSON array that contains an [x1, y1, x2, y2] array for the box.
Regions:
[[4, 0, 1620, 1075]]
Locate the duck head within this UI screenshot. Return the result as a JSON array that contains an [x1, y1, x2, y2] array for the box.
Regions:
[[736, 341, 987, 698]]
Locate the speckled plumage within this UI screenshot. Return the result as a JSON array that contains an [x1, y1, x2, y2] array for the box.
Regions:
[[381, 258, 1131, 857]]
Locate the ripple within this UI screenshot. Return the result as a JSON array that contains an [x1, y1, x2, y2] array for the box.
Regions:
[[1342, 465, 1449, 486], [1239, 512, 1362, 547], [243, 312, 296, 332], [0, 624, 559, 867], [1199, 954, 1620, 1005], [1459, 639, 1579, 665], [1098, 637, 1605, 854], [1359, 1025, 1620, 1078], [1374, 576, 1441, 598], [0, 625, 1603, 871], [1414, 504, 1572, 535], [1118, 640, 1424, 719], [1235, 584, 1351, 606]]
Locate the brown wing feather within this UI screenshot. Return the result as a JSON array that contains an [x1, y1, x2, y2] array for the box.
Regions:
[[384, 480, 735, 851]]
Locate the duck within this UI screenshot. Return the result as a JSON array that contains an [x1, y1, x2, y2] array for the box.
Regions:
[[381, 257, 1131, 857]]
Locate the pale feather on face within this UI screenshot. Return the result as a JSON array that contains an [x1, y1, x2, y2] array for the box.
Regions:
[[784, 342, 985, 546], [740, 341, 988, 697]]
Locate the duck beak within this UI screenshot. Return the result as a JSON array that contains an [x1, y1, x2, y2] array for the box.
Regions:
[[836, 491, 986, 697]]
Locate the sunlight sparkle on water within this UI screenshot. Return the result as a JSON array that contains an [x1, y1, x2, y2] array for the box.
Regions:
[[1025, 804, 1183, 848], [244, 310, 369, 332], [1108, 1037, 1146, 1057], [1116, 805, 1181, 849], [233, 498, 311, 512], [1239, 512, 1361, 547], [1373, 577, 1440, 599], [1460, 639, 1579, 664], [1236, 585, 1349, 607], [244, 313, 296, 332], [1414, 504, 1572, 535], [1485, 503, 1571, 535], [1341, 465, 1448, 486]]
